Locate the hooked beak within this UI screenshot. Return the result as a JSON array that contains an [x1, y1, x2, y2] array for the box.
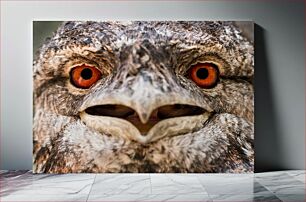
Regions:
[[79, 80, 213, 144]]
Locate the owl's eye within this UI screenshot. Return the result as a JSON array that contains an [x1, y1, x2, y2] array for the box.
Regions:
[[70, 64, 102, 89], [188, 63, 219, 88]]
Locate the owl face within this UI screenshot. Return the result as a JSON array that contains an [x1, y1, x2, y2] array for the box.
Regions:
[[33, 21, 254, 173]]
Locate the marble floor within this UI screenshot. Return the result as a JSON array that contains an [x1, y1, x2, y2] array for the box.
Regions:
[[0, 170, 305, 202]]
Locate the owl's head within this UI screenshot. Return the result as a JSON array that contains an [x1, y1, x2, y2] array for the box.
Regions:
[[34, 21, 254, 173]]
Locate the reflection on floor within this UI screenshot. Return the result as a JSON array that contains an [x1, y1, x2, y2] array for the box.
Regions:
[[0, 170, 305, 201]]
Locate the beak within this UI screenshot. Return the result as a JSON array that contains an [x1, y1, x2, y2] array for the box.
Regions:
[[79, 73, 212, 144]]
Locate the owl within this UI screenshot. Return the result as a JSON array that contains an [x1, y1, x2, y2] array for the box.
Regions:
[[33, 21, 254, 173]]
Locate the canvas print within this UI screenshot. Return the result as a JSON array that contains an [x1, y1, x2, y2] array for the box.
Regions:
[[33, 21, 254, 173]]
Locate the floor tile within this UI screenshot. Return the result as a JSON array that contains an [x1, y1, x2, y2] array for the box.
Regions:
[[210, 194, 281, 202], [253, 181, 276, 194], [88, 194, 211, 202], [275, 194, 306, 202], [1, 171, 38, 196], [90, 174, 151, 195], [2, 170, 306, 202], [1, 172, 96, 196], [255, 171, 289, 179], [150, 174, 207, 195], [0, 194, 88, 202], [255, 170, 291, 177], [198, 173, 257, 195], [286, 170, 305, 183], [256, 173, 305, 195], [264, 183, 305, 195]]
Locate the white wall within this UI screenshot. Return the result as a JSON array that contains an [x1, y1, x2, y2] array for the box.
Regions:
[[1, 0, 305, 171]]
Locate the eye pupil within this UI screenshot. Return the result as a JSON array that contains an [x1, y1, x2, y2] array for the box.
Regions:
[[81, 68, 93, 80], [70, 65, 102, 89], [196, 68, 209, 79], [188, 63, 219, 89]]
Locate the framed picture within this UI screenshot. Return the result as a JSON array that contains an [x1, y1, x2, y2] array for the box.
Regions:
[[33, 21, 254, 173]]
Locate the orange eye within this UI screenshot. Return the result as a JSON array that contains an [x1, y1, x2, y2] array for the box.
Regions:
[[70, 64, 102, 89], [189, 63, 219, 88]]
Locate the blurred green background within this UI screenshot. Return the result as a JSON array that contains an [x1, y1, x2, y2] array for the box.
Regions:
[[33, 21, 62, 55]]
